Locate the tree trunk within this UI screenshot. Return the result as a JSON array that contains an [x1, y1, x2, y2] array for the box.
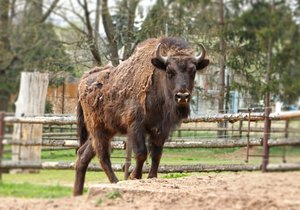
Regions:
[[12, 72, 49, 172], [0, 0, 13, 111], [82, 0, 102, 66], [218, 0, 226, 138], [123, 0, 139, 60], [262, 0, 274, 172], [101, 0, 119, 66], [0, 0, 12, 74], [40, 0, 60, 23], [25, 0, 43, 24], [94, 0, 101, 63]]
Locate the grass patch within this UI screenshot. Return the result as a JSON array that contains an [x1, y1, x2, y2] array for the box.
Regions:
[[107, 191, 122, 199], [2, 170, 124, 187], [269, 146, 300, 155], [95, 198, 103, 205], [41, 149, 125, 164], [171, 131, 215, 138], [8, 145, 299, 166], [1, 170, 125, 198], [42, 149, 76, 162], [160, 147, 243, 165], [162, 172, 190, 179], [0, 182, 71, 198]]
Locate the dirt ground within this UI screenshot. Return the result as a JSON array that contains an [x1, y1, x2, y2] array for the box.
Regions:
[[1, 171, 300, 210]]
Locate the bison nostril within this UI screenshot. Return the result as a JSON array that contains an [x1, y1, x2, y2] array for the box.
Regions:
[[175, 92, 191, 103]]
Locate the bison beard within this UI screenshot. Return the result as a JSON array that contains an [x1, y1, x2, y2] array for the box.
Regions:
[[73, 37, 209, 196]]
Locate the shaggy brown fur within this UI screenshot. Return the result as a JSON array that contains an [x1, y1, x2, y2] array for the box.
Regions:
[[73, 37, 209, 196]]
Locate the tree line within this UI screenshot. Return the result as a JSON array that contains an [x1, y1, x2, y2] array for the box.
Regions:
[[0, 0, 299, 112]]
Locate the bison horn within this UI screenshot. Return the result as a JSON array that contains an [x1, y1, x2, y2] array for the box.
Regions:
[[155, 43, 168, 64], [195, 43, 206, 63]]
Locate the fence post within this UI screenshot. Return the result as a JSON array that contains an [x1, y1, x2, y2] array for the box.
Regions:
[[0, 112, 5, 181], [239, 120, 243, 138], [124, 139, 132, 180], [282, 120, 289, 163], [262, 107, 271, 172], [245, 109, 251, 163], [12, 72, 49, 172]]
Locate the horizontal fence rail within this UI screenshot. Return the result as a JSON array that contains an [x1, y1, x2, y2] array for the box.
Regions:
[[2, 161, 300, 173], [4, 115, 76, 125], [185, 111, 300, 123], [0, 110, 300, 176], [3, 138, 300, 149], [4, 110, 300, 124]]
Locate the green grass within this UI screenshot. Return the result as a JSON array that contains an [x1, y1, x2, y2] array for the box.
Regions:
[[162, 172, 190, 179], [13, 145, 300, 166], [0, 170, 125, 198], [1, 145, 299, 198], [0, 182, 71, 198], [160, 147, 242, 165], [171, 131, 216, 138], [42, 149, 77, 162], [107, 191, 122, 199], [41, 147, 244, 164], [2, 170, 124, 186]]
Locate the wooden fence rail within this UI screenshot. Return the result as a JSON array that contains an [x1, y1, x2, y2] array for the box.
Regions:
[[2, 161, 300, 173], [3, 137, 300, 149], [3, 110, 300, 125], [0, 110, 300, 177]]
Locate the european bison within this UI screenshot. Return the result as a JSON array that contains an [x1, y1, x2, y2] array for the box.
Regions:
[[73, 37, 209, 195]]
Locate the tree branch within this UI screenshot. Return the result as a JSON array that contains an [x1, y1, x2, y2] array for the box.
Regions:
[[69, 0, 86, 25], [40, 0, 60, 23], [81, 0, 102, 65], [53, 10, 87, 35]]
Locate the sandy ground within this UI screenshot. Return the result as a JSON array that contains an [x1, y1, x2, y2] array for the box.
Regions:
[[1, 171, 300, 210]]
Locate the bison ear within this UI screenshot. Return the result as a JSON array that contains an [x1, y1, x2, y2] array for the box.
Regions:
[[151, 58, 167, 70], [196, 59, 210, 71]]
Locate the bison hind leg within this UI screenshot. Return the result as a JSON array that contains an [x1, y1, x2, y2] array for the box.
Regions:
[[73, 140, 95, 196], [93, 133, 119, 183]]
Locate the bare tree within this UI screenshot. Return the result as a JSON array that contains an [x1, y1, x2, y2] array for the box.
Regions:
[[218, 0, 226, 137], [0, 0, 12, 110], [0, 0, 12, 73], [0, 0, 62, 111], [41, 0, 60, 23], [101, 0, 119, 66], [53, 0, 141, 67], [80, 0, 102, 65], [122, 0, 139, 60]]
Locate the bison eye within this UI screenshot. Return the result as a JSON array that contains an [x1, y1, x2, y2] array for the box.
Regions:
[[166, 70, 176, 79]]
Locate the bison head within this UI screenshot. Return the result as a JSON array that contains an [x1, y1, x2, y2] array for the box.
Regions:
[[151, 43, 209, 107]]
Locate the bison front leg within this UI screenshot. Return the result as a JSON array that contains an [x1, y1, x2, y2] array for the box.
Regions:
[[129, 129, 147, 179], [73, 140, 95, 196], [148, 142, 164, 178]]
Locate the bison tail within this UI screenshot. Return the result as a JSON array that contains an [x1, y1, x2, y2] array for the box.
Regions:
[[77, 102, 88, 147]]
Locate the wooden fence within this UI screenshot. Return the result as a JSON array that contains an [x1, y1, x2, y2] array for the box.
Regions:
[[0, 110, 300, 179]]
